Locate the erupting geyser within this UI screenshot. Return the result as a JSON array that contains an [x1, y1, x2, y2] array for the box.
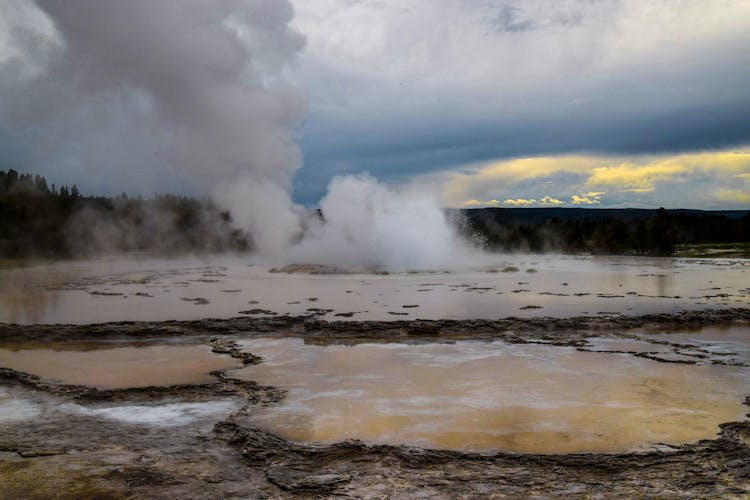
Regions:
[[4, 0, 477, 270], [282, 174, 481, 270]]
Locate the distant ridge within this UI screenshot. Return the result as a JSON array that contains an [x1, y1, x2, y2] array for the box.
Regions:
[[456, 207, 749, 256], [458, 207, 750, 222]]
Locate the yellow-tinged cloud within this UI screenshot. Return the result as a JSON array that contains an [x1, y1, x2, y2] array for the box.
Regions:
[[713, 189, 750, 204], [539, 196, 565, 206], [462, 195, 567, 207], [503, 198, 536, 206], [462, 199, 496, 207], [571, 191, 604, 204], [586, 162, 687, 192], [441, 148, 750, 207], [442, 155, 603, 204]]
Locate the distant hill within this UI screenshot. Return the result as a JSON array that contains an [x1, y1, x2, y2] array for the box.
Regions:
[[457, 207, 750, 256], [458, 207, 750, 223]]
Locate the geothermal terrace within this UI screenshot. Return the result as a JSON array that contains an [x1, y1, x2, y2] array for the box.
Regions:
[[1, 255, 750, 498]]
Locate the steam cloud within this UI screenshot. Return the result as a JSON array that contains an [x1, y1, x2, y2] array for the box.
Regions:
[[3, 0, 478, 270], [287, 174, 478, 270]]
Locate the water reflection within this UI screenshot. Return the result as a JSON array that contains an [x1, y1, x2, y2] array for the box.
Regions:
[[0, 267, 62, 324], [656, 272, 674, 298], [0, 342, 240, 389], [639, 326, 750, 366], [233, 338, 749, 454], [0, 255, 747, 324]]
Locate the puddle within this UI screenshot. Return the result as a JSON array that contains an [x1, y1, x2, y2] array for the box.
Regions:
[[583, 338, 674, 353], [233, 338, 750, 454], [0, 343, 241, 389], [634, 325, 750, 365], [638, 326, 750, 365]]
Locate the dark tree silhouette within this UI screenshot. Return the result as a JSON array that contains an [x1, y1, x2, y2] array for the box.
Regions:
[[0, 169, 250, 258], [459, 206, 746, 256], [1, 169, 747, 259]]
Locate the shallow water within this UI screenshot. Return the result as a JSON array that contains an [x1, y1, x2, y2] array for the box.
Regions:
[[0, 254, 747, 324], [0, 387, 41, 423], [233, 337, 750, 454], [60, 400, 240, 427], [583, 337, 675, 353], [2, 255, 748, 454], [0, 342, 240, 389], [637, 325, 750, 366]]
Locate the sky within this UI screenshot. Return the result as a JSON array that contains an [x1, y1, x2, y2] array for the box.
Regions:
[[1, 0, 750, 209]]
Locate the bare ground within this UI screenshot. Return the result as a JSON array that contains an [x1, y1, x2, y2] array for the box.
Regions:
[[1, 309, 750, 498]]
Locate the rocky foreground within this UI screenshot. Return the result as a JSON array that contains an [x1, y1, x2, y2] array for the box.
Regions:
[[1, 309, 750, 498]]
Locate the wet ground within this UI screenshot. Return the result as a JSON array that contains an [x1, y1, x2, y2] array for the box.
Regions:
[[0, 309, 749, 497], [0, 254, 748, 324], [1, 256, 750, 497], [235, 336, 749, 454], [0, 340, 240, 389]]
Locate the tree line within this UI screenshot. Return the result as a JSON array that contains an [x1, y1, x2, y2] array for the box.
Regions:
[[2, 169, 748, 259], [459, 207, 750, 256], [0, 169, 249, 258]]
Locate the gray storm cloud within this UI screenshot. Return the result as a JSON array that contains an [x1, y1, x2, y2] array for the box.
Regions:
[[290, 0, 750, 205]]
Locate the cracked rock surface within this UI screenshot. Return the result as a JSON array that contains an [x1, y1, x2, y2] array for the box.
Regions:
[[1, 309, 750, 498]]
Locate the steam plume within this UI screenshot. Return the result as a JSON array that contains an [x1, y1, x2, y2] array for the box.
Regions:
[[286, 174, 479, 270], [4, 0, 478, 269], [31, 0, 305, 183]]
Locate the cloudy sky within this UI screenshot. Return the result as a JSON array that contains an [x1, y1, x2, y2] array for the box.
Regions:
[[1, 0, 750, 209]]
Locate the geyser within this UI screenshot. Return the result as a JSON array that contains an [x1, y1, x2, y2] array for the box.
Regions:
[[5, 0, 478, 269], [283, 174, 481, 270]]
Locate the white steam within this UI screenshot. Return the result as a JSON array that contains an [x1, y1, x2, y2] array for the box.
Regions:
[[215, 177, 304, 256], [3, 0, 480, 270], [284, 174, 479, 270]]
